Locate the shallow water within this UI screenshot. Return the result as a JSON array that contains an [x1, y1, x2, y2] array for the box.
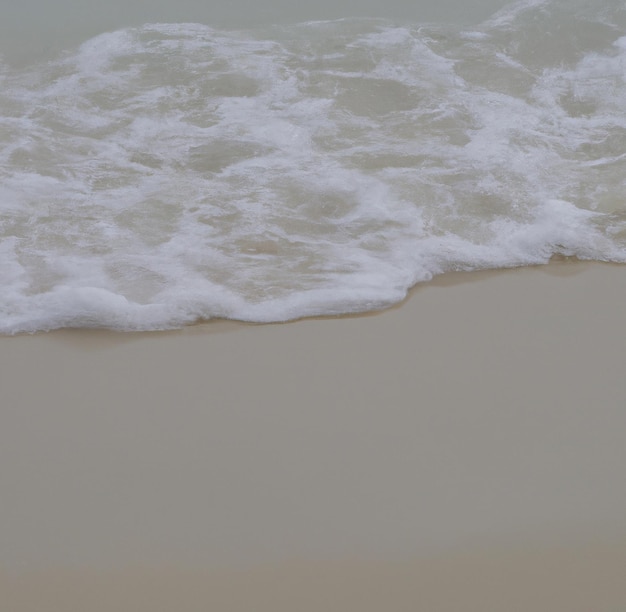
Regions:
[[1, 0, 625, 333]]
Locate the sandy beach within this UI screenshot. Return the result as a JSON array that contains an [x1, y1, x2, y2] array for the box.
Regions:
[[2, 0, 626, 606], [2, 261, 626, 610]]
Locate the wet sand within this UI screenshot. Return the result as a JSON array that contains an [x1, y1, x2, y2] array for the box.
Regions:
[[2, 261, 626, 610]]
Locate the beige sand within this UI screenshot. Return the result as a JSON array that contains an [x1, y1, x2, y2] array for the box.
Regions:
[[3, 540, 626, 612], [2, 261, 626, 610]]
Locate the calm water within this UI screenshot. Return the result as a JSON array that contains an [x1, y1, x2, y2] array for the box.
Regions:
[[1, 0, 625, 333]]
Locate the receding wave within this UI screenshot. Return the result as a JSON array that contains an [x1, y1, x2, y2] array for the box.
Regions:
[[1, 0, 625, 333]]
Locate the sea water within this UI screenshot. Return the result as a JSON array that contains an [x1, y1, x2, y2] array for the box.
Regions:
[[1, 0, 625, 333]]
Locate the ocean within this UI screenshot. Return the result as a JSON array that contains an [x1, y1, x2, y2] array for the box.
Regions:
[[1, 0, 625, 333]]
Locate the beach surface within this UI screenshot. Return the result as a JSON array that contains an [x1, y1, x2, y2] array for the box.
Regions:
[[3, 542, 626, 612], [2, 261, 626, 610]]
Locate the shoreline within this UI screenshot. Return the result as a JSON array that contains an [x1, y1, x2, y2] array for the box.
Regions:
[[7, 257, 621, 339]]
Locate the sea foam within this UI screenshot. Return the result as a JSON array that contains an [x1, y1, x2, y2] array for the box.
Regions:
[[1, 0, 625, 333]]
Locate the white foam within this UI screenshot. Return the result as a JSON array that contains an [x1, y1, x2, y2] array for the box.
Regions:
[[1, 0, 625, 333]]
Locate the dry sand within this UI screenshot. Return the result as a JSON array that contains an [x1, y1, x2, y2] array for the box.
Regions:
[[3, 542, 626, 612], [2, 261, 626, 611]]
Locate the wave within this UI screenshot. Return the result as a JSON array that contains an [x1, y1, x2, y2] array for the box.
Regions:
[[1, 0, 625, 333]]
